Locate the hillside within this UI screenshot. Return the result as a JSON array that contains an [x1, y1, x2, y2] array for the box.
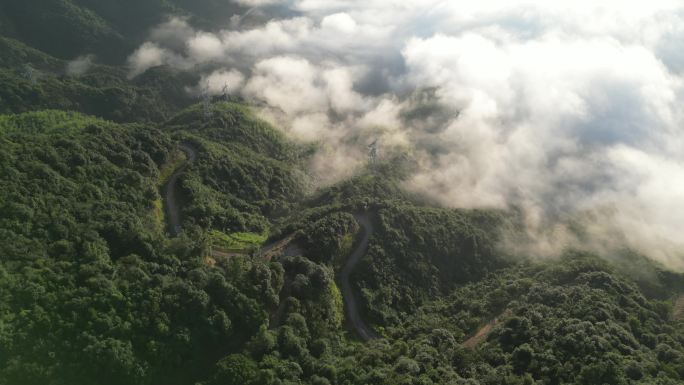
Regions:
[[0, 0, 248, 63], [2, 103, 683, 385], [1, 3, 684, 385], [0, 104, 309, 385], [0, 36, 197, 122]]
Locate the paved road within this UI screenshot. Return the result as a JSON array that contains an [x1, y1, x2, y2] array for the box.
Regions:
[[259, 234, 301, 260], [340, 213, 379, 341], [162, 145, 378, 340], [164, 143, 196, 237]]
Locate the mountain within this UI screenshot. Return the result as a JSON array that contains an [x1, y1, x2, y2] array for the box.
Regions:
[[0, 3, 683, 385], [0, 0, 247, 63]]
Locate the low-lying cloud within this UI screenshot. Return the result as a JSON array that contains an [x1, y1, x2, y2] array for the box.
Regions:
[[128, 0, 684, 270], [66, 54, 95, 76]]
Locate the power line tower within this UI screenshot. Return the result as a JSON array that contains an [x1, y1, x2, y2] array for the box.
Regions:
[[368, 139, 378, 168], [22, 64, 36, 85], [221, 83, 230, 101], [202, 89, 213, 121]]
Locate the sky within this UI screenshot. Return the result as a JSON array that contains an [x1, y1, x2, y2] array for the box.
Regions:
[[128, 0, 684, 269]]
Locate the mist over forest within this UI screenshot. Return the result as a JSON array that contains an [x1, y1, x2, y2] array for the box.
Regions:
[[126, 2, 684, 269], [1, 1, 684, 385]]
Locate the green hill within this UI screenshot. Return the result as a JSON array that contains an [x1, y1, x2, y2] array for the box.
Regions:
[[0, 103, 308, 385], [1, 90, 683, 385], [0, 4, 683, 385], [0, 0, 126, 61], [0, 109, 109, 135], [0, 36, 197, 122], [0, 0, 248, 64]]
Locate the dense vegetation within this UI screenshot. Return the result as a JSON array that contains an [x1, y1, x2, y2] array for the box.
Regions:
[[1, 3, 683, 385], [0, 37, 196, 122], [0, 0, 245, 63], [354, 204, 510, 326], [0, 103, 306, 385]]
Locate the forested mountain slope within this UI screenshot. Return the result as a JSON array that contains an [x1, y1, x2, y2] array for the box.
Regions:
[[0, 36, 196, 122], [0, 104, 306, 385], [0, 3, 683, 385], [0, 0, 244, 63]]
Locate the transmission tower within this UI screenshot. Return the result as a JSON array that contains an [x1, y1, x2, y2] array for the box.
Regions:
[[202, 89, 213, 121], [221, 83, 230, 101], [368, 139, 378, 168], [22, 64, 36, 85]]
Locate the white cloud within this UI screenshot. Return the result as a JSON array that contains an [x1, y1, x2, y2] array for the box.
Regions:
[[126, 42, 190, 77], [187, 32, 225, 62], [150, 17, 195, 49], [129, 1, 684, 268], [233, 0, 286, 6], [244, 56, 327, 114], [321, 66, 366, 112], [127, 43, 168, 77], [66, 54, 95, 76], [220, 18, 312, 57], [199, 69, 246, 95], [321, 13, 357, 34]]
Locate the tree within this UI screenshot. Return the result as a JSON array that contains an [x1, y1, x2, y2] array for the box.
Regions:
[[205, 354, 261, 385]]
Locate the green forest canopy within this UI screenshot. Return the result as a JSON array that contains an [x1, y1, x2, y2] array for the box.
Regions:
[[0, 2, 682, 385]]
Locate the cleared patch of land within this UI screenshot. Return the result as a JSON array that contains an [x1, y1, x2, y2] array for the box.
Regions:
[[673, 295, 684, 321], [210, 230, 267, 250], [463, 309, 512, 348]]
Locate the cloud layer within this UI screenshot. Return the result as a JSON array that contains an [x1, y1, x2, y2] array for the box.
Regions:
[[129, 1, 684, 269]]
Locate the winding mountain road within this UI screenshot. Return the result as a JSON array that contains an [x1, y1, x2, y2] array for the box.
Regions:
[[161, 144, 378, 340], [164, 143, 196, 236], [340, 213, 380, 341]]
